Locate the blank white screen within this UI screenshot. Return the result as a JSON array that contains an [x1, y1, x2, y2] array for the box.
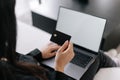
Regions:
[[56, 7, 106, 52]]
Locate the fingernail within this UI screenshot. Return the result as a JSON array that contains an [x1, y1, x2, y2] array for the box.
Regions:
[[65, 40, 68, 43], [64, 41, 67, 44]]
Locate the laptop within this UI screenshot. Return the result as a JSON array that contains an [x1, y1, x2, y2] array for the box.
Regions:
[[42, 7, 106, 80]]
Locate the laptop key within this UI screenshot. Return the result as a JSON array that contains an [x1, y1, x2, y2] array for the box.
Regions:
[[71, 50, 93, 68]]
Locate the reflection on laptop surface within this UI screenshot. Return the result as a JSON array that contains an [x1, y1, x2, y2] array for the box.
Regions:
[[42, 7, 106, 80]]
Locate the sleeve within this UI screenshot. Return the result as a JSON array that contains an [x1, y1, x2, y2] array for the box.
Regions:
[[27, 49, 44, 62], [55, 71, 76, 80]]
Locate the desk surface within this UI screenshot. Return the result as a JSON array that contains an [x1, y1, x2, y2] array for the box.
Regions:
[[16, 21, 51, 54], [30, 0, 120, 38]]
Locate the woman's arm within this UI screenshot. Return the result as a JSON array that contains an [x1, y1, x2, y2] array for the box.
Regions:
[[26, 49, 44, 62], [54, 41, 75, 80], [26, 43, 60, 63]]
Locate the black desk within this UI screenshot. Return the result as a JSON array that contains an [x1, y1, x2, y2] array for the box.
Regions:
[[31, 0, 120, 49]]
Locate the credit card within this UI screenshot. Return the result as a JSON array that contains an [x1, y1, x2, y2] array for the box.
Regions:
[[50, 30, 71, 45]]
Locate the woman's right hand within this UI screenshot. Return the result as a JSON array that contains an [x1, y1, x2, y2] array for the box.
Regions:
[[54, 41, 75, 72]]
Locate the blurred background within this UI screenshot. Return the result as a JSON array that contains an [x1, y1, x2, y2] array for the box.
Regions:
[[15, 0, 34, 25]]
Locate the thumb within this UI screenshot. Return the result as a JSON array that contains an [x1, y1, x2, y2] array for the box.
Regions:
[[58, 40, 69, 52]]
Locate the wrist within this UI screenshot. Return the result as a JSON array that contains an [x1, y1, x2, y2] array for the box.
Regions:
[[40, 50, 45, 59], [55, 66, 64, 72]]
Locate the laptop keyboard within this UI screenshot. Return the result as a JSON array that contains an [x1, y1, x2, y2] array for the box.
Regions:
[[71, 49, 93, 68]]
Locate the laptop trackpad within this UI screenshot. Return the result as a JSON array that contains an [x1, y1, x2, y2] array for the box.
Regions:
[[42, 58, 87, 80]]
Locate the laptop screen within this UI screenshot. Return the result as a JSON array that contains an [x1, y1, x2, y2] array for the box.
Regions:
[[56, 7, 106, 52]]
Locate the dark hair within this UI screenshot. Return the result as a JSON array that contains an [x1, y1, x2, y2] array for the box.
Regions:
[[0, 0, 16, 61], [0, 0, 48, 80]]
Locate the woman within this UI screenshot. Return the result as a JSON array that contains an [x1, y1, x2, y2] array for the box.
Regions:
[[0, 0, 75, 80], [0, 0, 117, 80]]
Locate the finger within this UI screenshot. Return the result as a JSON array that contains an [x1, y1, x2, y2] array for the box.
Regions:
[[70, 42, 74, 51], [65, 43, 74, 58], [48, 42, 58, 46], [58, 40, 69, 52], [67, 52, 75, 61], [64, 42, 72, 54], [51, 52, 56, 56], [50, 45, 61, 51]]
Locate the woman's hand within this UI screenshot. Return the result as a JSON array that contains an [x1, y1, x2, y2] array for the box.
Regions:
[[41, 43, 60, 59], [54, 41, 75, 72]]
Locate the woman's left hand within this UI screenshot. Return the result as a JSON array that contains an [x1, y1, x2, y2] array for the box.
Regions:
[[41, 43, 60, 59]]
